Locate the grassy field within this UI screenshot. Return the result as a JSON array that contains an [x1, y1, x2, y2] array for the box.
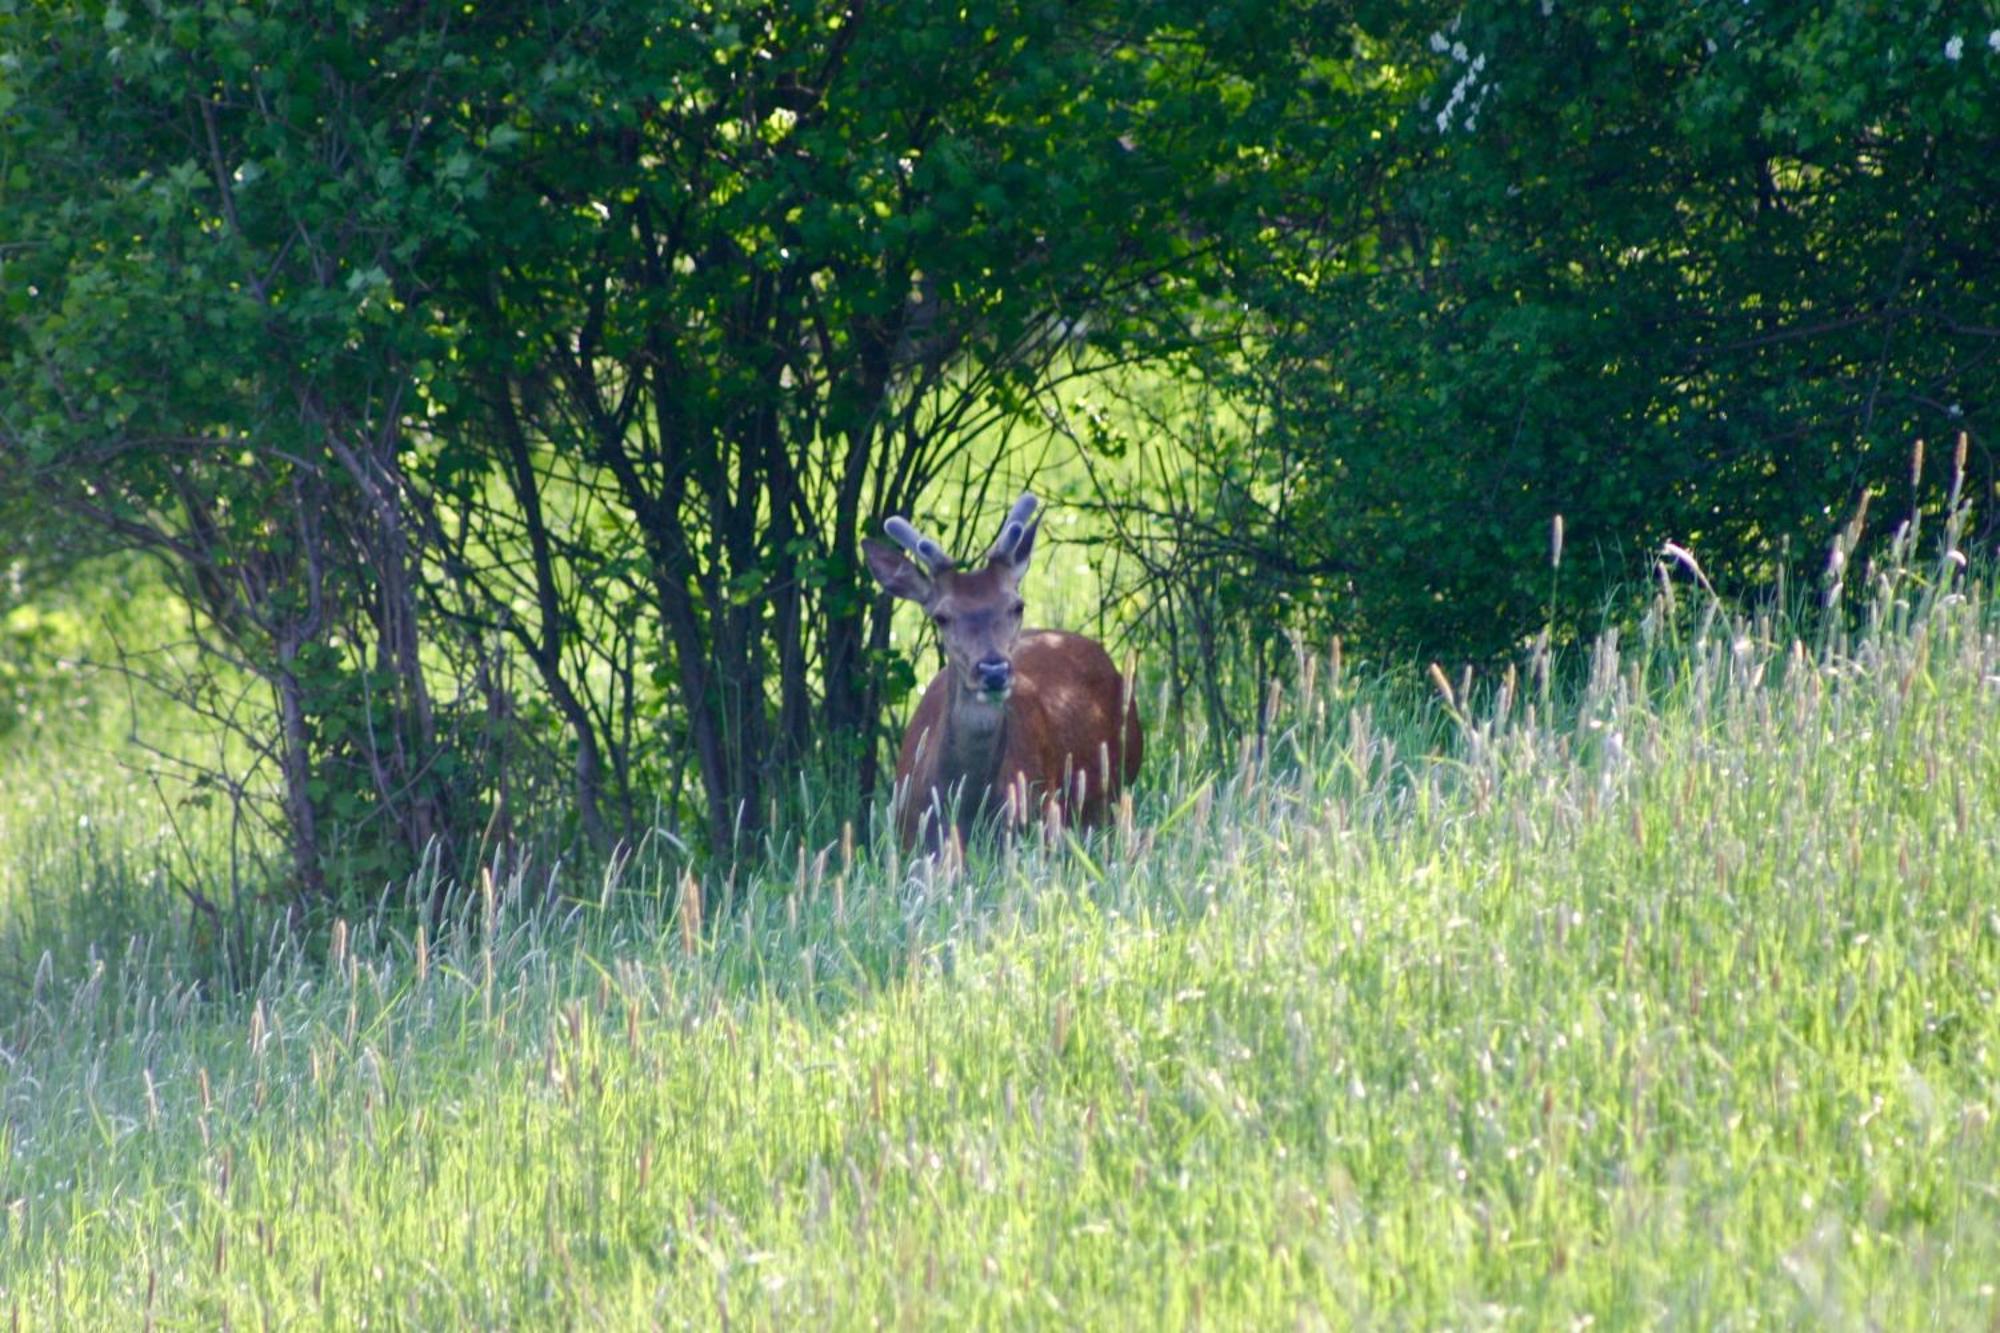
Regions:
[[2, 542, 1999, 1327]]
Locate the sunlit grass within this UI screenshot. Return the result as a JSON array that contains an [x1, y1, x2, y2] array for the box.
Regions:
[[2, 537, 1999, 1325]]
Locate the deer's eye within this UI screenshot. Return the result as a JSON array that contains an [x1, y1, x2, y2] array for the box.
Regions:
[[1010, 602, 1025, 618], [932, 613, 953, 630]]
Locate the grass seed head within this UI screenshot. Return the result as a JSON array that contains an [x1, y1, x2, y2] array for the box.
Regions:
[[1428, 662, 1456, 711], [678, 869, 703, 956]]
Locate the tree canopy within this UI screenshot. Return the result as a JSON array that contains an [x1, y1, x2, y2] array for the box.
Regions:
[[1127, 1, 1999, 664], [2, 0, 1993, 898]]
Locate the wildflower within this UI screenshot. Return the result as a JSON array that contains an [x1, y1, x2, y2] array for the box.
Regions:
[[1989, 30, 2000, 53], [1944, 35, 1963, 61]]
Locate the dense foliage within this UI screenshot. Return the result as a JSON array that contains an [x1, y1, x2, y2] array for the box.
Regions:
[[3, 0, 1996, 897], [0, 0, 1332, 892], [1120, 1, 2000, 666]]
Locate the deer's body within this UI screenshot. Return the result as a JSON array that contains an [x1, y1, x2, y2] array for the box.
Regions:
[[864, 494, 1142, 852], [894, 628, 1142, 849]]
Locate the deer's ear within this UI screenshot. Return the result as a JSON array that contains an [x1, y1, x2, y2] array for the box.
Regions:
[[864, 538, 934, 605]]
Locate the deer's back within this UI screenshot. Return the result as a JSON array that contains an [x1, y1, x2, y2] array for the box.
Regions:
[[1009, 630, 1140, 790]]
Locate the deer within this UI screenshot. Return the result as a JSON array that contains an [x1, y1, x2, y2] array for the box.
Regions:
[[863, 494, 1142, 852]]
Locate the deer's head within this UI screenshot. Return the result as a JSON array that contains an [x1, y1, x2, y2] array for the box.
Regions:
[[864, 494, 1041, 704]]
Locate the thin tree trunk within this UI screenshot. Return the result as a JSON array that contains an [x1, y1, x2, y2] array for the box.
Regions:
[[491, 380, 613, 852], [273, 652, 328, 902]]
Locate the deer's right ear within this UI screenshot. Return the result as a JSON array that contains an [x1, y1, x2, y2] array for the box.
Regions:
[[863, 538, 934, 605]]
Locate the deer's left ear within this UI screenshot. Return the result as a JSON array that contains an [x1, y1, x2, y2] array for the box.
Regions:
[[864, 538, 935, 605]]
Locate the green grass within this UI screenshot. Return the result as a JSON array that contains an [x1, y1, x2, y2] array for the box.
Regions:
[[3, 557, 2000, 1327]]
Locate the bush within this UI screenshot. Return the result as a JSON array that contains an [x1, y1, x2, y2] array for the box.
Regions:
[[1130, 0, 1999, 666]]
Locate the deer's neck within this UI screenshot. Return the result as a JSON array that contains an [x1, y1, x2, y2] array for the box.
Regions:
[[938, 688, 1010, 833]]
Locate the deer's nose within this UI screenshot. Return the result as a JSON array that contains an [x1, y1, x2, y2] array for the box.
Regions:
[[976, 656, 1013, 693]]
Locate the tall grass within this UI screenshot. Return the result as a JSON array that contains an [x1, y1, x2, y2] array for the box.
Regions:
[[2, 512, 1999, 1325]]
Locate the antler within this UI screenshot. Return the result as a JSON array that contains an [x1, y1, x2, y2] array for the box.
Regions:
[[883, 515, 954, 574], [987, 493, 1039, 563]]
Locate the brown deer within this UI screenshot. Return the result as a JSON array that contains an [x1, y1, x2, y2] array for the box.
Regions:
[[864, 494, 1142, 851]]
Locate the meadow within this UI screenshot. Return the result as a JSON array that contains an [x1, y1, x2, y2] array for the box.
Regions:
[[1, 530, 1999, 1328]]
